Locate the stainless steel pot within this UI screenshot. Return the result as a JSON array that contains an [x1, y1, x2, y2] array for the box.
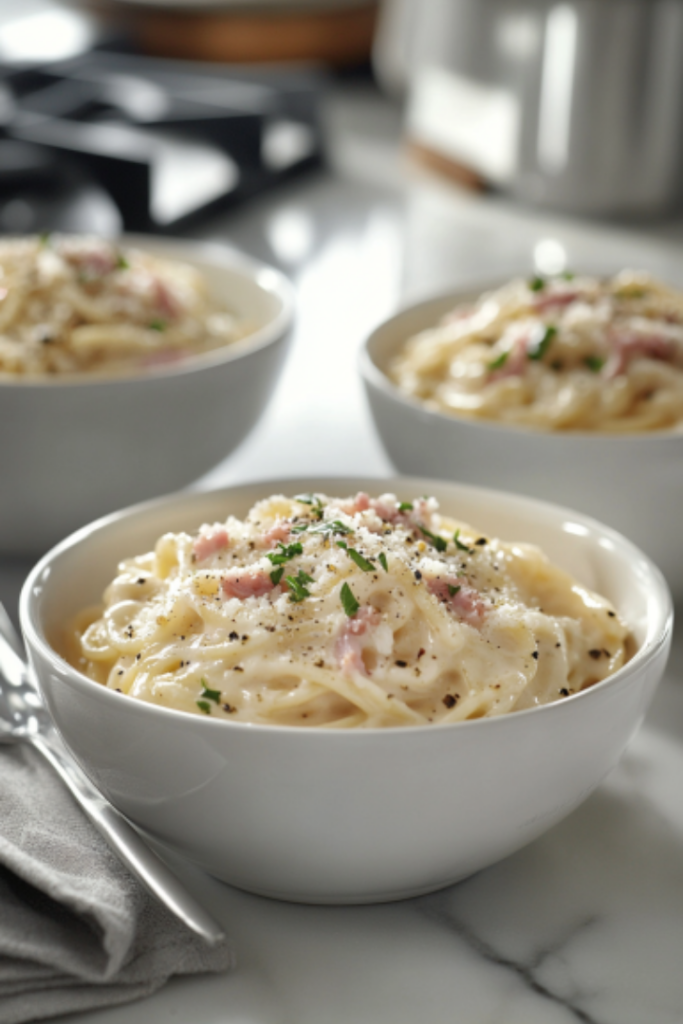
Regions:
[[375, 0, 683, 216]]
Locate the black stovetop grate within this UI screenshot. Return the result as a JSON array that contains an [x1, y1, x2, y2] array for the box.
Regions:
[[0, 51, 325, 233]]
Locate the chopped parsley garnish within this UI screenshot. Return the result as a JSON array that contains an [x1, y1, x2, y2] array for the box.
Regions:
[[529, 275, 545, 292], [453, 529, 469, 552], [398, 502, 413, 512], [562, 270, 575, 281], [116, 253, 130, 270], [340, 582, 360, 617], [39, 232, 51, 247], [285, 569, 313, 603], [199, 680, 222, 704], [584, 355, 605, 373], [488, 351, 509, 371], [344, 547, 376, 572], [290, 524, 309, 534], [148, 319, 166, 332], [447, 584, 461, 597], [309, 519, 354, 536], [528, 325, 557, 361], [378, 552, 388, 572], [294, 494, 324, 519], [270, 566, 284, 586], [196, 700, 212, 715], [419, 526, 447, 553], [267, 542, 303, 566]]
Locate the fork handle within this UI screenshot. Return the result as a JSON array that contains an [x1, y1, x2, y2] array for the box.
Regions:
[[31, 728, 226, 947]]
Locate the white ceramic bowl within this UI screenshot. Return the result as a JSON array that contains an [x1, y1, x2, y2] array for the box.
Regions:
[[21, 476, 672, 904], [360, 288, 683, 593], [0, 236, 294, 556]]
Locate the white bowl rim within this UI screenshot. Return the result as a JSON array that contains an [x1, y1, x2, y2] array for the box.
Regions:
[[20, 474, 673, 739], [359, 282, 683, 443], [0, 234, 295, 389]]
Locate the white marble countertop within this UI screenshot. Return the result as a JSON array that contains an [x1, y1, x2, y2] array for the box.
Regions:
[[3, 82, 683, 1024], [75, 683, 683, 1024]]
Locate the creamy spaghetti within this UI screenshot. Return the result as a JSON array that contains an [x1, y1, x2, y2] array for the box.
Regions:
[[389, 271, 683, 432], [0, 235, 246, 376], [64, 492, 629, 728]]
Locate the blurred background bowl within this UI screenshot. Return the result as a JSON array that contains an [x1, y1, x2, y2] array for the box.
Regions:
[[0, 236, 294, 556], [21, 475, 672, 903], [360, 288, 683, 594]]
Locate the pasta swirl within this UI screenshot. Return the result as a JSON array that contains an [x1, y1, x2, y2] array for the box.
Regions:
[[64, 492, 630, 728], [0, 235, 247, 377], [390, 271, 683, 432]]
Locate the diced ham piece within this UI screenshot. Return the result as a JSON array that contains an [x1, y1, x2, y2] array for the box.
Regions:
[[402, 497, 435, 532], [64, 246, 117, 278], [193, 527, 229, 562], [339, 492, 371, 515], [533, 290, 581, 312], [606, 327, 676, 378], [488, 335, 528, 381], [335, 606, 382, 676], [152, 277, 180, 319], [426, 577, 487, 628], [260, 521, 291, 548], [221, 569, 274, 600], [369, 496, 431, 528], [370, 498, 402, 523], [338, 493, 434, 535]]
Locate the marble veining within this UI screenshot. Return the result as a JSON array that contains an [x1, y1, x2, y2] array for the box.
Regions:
[[418, 896, 601, 1023], [49, 713, 683, 1024], [411, 722, 683, 1024]]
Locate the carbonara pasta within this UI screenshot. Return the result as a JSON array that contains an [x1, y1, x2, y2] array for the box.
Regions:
[[390, 271, 683, 432], [65, 492, 629, 728], [0, 235, 246, 376]]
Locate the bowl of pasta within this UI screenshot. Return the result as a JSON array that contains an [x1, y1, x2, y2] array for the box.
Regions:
[[21, 476, 671, 904], [0, 234, 294, 555], [360, 271, 683, 592]]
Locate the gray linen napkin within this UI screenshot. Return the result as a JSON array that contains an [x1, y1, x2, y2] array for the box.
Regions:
[[0, 743, 233, 1024]]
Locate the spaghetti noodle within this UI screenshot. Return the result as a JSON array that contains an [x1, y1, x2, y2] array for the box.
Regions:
[[0, 235, 246, 376], [65, 492, 629, 728], [390, 271, 683, 432]]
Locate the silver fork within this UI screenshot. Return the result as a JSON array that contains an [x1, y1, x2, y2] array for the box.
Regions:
[[0, 604, 225, 946]]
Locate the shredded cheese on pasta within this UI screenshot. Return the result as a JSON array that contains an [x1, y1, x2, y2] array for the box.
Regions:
[[0, 235, 247, 376], [64, 493, 630, 728], [390, 271, 683, 432]]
